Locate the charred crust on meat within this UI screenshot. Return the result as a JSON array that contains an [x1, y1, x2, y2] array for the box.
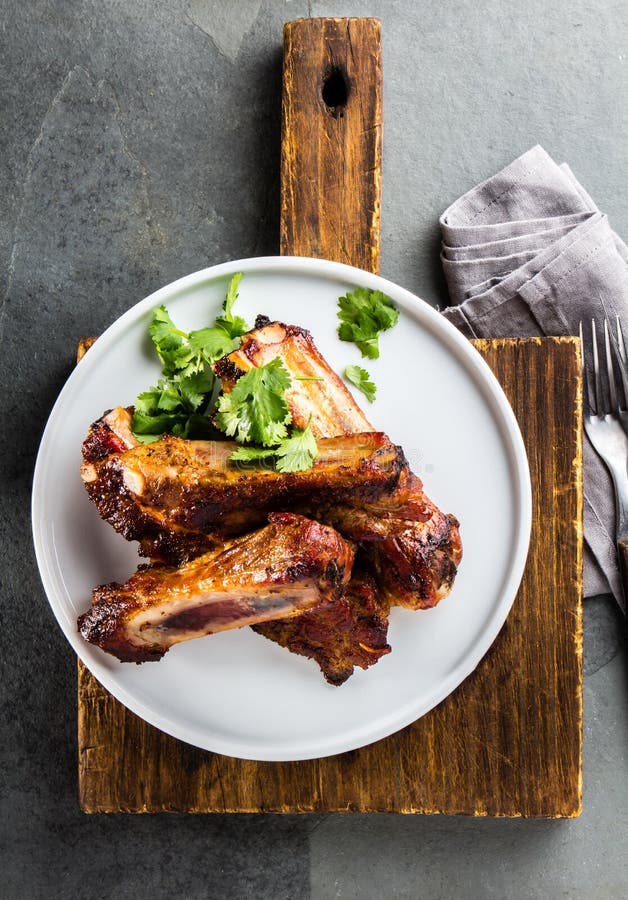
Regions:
[[212, 356, 243, 383], [138, 531, 216, 565], [370, 510, 462, 609], [83, 460, 218, 564], [212, 322, 317, 384], [82, 406, 137, 462], [284, 560, 316, 582], [83, 461, 146, 541], [324, 560, 345, 591], [82, 419, 126, 462], [78, 596, 167, 663], [246, 320, 313, 342]]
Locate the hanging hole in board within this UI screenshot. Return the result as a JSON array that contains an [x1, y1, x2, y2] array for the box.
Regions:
[[322, 67, 349, 117]]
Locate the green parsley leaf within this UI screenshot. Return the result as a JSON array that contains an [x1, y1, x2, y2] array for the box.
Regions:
[[134, 384, 166, 415], [148, 306, 190, 375], [176, 370, 214, 410], [228, 420, 318, 473], [132, 408, 189, 437], [133, 433, 162, 444], [337, 287, 399, 359], [224, 272, 242, 318], [344, 364, 376, 403], [149, 305, 185, 349], [229, 445, 277, 463], [170, 413, 214, 440], [275, 421, 318, 472], [215, 359, 291, 446], [214, 272, 250, 339], [187, 327, 235, 363], [132, 273, 251, 442]]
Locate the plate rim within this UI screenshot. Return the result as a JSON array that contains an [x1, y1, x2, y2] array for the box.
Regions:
[[32, 255, 532, 761]]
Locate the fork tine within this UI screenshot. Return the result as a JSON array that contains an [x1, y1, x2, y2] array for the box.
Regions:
[[579, 320, 595, 416], [613, 316, 628, 411], [617, 316, 627, 365], [592, 319, 603, 415], [605, 319, 619, 413]]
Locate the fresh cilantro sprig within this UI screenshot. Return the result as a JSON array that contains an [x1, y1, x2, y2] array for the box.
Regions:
[[133, 371, 215, 441], [129, 271, 328, 471], [132, 273, 250, 442], [273, 421, 318, 472], [214, 272, 249, 339], [337, 287, 399, 359], [344, 364, 376, 403], [214, 360, 318, 473], [214, 358, 291, 446], [229, 419, 318, 473], [148, 305, 235, 378]]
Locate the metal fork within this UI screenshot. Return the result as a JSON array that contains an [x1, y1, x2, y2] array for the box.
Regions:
[[580, 318, 628, 604]]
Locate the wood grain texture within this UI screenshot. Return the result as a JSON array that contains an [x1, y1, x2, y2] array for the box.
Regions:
[[76, 336, 97, 362], [77, 17, 582, 816], [280, 18, 382, 272], [76, 338, 582, 816]]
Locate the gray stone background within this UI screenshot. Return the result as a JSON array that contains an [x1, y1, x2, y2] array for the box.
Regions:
[[2, 1, 627, 897]]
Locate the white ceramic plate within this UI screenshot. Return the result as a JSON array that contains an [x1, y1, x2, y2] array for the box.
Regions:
[[32, 256, 531, 761]]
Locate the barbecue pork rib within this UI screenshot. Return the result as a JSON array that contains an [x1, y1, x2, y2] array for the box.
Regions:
[[213, 321, 463, 610], [78, 513, 354, 663], [213, 319, 372, 437], [253, 570, 390, 685], [315, 473, 462, 610], [82, 410, 406, 563]]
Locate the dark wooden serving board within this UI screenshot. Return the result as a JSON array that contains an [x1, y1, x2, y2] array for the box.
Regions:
[[76, 18, 582, 816]]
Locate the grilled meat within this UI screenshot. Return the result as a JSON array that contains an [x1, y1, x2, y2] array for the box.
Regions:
[[78, 513, 354, 663], [317, 474, 462, 609], [82, 406, 139, 461], [253, 570, 390, 685], [78, 319, 462, 683], [82, 417, 406, 563], [213, 322, 462, 611], [213, 320, 372, 437]]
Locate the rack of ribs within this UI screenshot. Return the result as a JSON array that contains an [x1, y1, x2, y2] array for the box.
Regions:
[[78, 514, 354, 663], [78, 319, 462, 681]]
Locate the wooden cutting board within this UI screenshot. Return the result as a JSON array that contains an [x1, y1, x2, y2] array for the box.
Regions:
[[76, 18, 582, 816]]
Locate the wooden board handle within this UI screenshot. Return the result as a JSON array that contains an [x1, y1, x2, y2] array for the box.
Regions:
[[280, 17, 382, 273]]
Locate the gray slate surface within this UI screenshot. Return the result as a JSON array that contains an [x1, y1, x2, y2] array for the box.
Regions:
[[1, 1, 627, 898]]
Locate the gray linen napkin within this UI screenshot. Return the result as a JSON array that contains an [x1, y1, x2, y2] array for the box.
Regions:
[[440, 145, 628, 611]]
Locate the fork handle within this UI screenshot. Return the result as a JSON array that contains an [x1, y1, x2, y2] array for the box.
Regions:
[[617, 538, 628, 609]]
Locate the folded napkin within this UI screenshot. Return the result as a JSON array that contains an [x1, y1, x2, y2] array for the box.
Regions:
[[440, 145, 628, 612]]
